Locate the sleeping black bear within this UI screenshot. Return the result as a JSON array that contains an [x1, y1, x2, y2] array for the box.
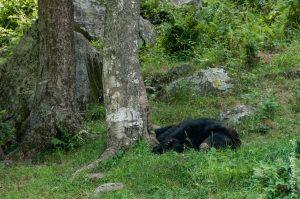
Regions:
[[152, 118, 241, 154]]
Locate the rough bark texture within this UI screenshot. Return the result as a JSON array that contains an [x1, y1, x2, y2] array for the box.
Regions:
[[15, 0, 81, 158], [0, 148, 5, 160], [103, 0, 157, 153]]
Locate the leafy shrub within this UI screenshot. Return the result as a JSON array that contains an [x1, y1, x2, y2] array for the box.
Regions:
[[252, 162, 298, 198], [258, 97, 280, 119], [161, 5, 200, 54], [141, 0, 174, 25], [0, 0, 37, 49], [51, 128, 89, 151], [85, 104, 106, 121], [140, 0, 300, 66], [244, 41, 259, 68], [286, 0, 300, 29], [0, 0, 36, 29]]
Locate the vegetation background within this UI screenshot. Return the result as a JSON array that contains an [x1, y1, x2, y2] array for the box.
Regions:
[[0, 0, 300, 198]]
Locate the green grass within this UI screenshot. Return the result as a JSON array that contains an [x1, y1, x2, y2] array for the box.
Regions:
[[1, 41, 300, 198], [1, 0, 300, 197], [1, 132, 299, 198]]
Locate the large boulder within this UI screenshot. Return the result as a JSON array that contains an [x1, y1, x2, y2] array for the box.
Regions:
[[74, 0, 156, 45], [73, 0, 105, 40], [166, 63, 193, 81], [218, 105, 256, 125], [139, 17, 157, 46], [75, 32, 102, 110], [165, 68, 233, 96]]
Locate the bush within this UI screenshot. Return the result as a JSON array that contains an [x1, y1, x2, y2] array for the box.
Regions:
[[0, 0, 37, 48], [161, 6, 200, 54], [51, 128, 89, 151], [140, 0, 300, 66], [244, 41, 259, 68], [252, 162, 298, 198], [141, 0, 174, 25], [258, 97, 280, 120]]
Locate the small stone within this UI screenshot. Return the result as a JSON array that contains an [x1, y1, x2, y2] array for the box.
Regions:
[[94, 183, 124, 196], [86, 172, 106, 180]]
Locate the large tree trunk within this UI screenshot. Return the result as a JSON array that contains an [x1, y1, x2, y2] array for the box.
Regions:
[[72, 0, 158, 177], [12, 0, 81, 158], [102, 0, 158, 156]]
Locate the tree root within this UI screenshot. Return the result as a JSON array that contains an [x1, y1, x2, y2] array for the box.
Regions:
[[71, 145, 118, 180]]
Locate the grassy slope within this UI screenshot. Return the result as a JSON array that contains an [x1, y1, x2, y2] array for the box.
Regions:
[[0, 40, 299, 199], [1, 0, 300, 197]]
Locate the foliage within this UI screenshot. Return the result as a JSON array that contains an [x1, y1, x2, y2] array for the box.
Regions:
[[243, 41, 259, 68], [140, 0, 300, 66], [160, 5, 200, 55], [141, 2, 201, 59], [84, 103, 106, 121], [0, 0, 37, 51], [258, 96, 280, 120], [51, 104, 106, 151], [141, 0, 174, 25], [90, 38, 104, 50], [252, 161, 298, 198], [51, 128, 89, 151]]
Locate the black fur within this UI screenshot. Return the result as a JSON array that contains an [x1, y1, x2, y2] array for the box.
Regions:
[[152, 118, 241, 154]]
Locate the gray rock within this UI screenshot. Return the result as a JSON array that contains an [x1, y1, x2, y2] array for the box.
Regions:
[[219, 105, 256, 125], [167, 64, 193, 80], [166, 68, 233, 96], [75, 32, 103, 110], [162, 0, 202, 9], [74, 0, 156, 46], [73, 0, 105, 39], [94, 183, 124, 196], [86, 172, 106, 180], [139, 17, 157, 46]]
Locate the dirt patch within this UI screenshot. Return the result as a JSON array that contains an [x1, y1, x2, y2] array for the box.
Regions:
[[258, 49, 281, 64]]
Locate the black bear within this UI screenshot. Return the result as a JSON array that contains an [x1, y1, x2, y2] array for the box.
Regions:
[[152, 118, 241, 154]]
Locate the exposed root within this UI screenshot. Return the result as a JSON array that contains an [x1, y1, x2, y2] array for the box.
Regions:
[[71, 145, 118, 180]]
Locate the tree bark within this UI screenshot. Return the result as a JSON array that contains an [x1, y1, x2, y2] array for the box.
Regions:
[[12, 0, 81, 158], [102, 0, 158, 155]]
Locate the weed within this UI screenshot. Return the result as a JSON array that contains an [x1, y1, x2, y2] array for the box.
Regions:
[[244, 42, 259, 68], [258, 96, 280, 120]]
